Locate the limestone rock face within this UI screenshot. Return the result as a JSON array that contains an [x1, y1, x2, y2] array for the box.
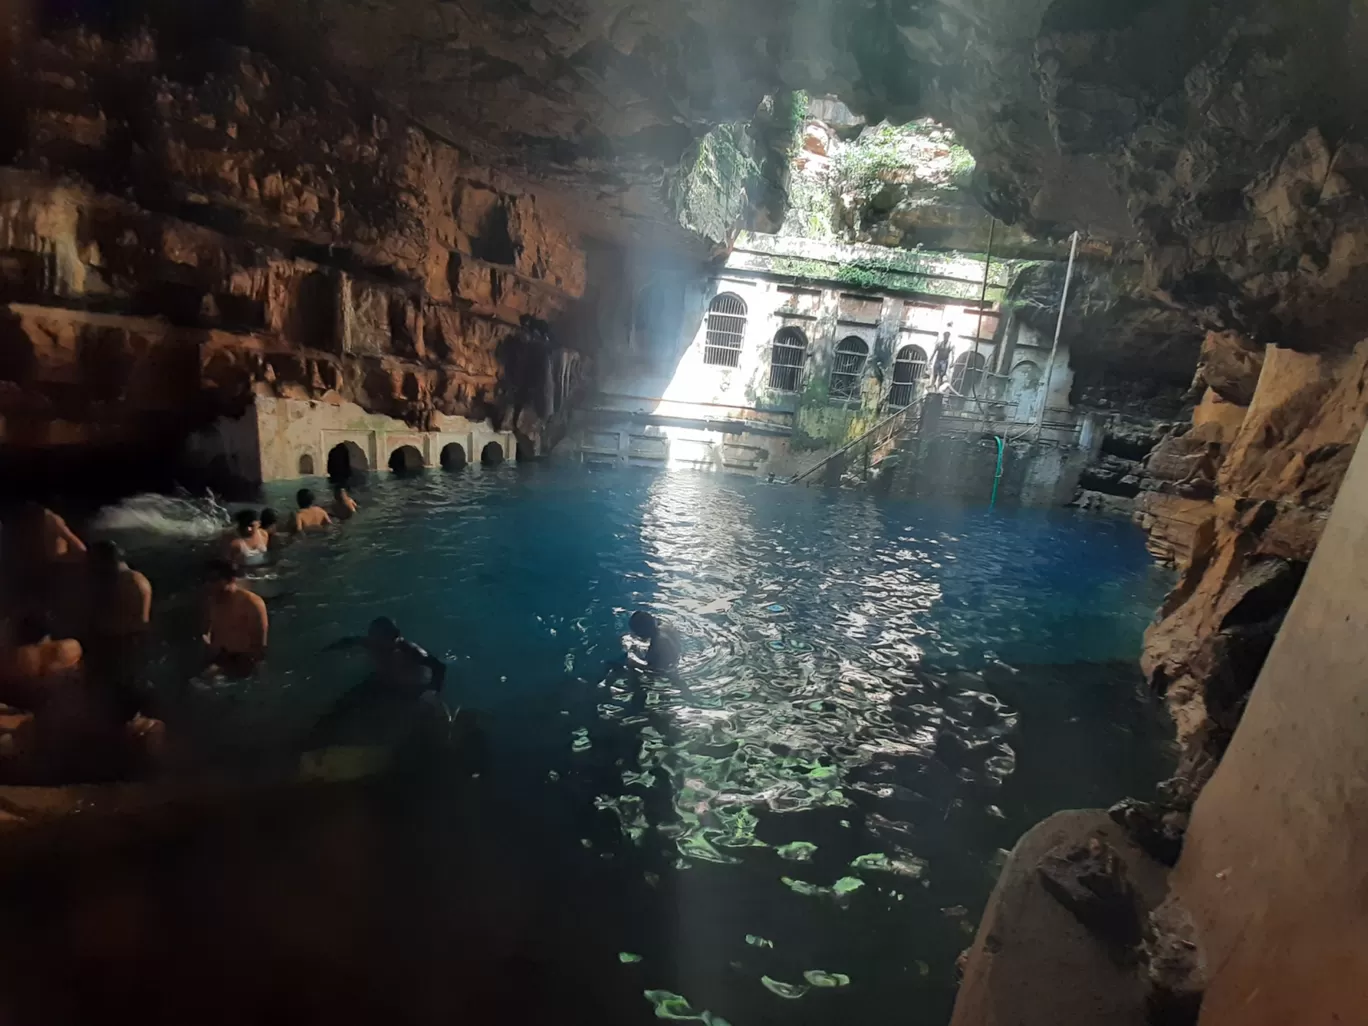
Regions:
[[0, 30, 588, 459], [1140, 343, 1368, 789]]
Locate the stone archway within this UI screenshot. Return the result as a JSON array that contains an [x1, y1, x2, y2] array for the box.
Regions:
[[440, 442, 467, 470], [388, 444, 425, 475], [480, 441, 505, 466], [298, 453, 316, 476], [327, 440, 368, 482]]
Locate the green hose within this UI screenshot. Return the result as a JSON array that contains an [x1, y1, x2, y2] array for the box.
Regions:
[[990, 436, 1005, 508]]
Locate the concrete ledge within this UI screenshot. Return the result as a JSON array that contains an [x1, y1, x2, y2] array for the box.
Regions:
[[950, 809, 1170, 1026]]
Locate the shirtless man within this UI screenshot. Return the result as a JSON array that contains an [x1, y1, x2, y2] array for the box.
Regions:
[[2, 611, 82, 707], [331, 486, 359, 521], [3, 503, 86, 604], [203, 560, 269, 674], [85, 541, 153, 714], [290, 489, 332, 534], [225, 510, 269, 567], [325, 617, 446, 698], [259, 508, 284, 549], [628, 610, 682, 671]]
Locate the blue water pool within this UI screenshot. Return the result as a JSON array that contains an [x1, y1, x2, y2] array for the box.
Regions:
[[15, 465, 1175, 1026]]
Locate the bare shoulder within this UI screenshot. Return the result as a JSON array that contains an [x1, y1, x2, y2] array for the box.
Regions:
[[131, 569, 152, 594], [54, 638, 82, 667], [243, 589, 268, 614]]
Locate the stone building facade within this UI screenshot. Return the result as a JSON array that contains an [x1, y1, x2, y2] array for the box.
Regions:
[[564, 233, 1085, 481]]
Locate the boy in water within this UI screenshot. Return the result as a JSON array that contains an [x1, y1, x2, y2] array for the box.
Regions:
[[1, 610, 82, 708], [202, 560, 268, 675], [225, 509, 269, 566], [325, 616, 446, 697], [331, 486, 359, 521], [628, 611, 682, 671], [85, 541, 152, 710], [290, 489, 332, 533], [259, 508, 284, 549]]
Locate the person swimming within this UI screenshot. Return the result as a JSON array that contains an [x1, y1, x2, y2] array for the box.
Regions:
[[85, 540, 153, 716], [290, 489, 332, 533], [1, 610, 83, 710], [2, 502, 87, 608], [628, 610, 682, 671], [325, 616, 446, 698], [202, 559, 268, 676], [259, 508, 284, 549], [225, 509, 269, 566], [331, 486, 359, 521]]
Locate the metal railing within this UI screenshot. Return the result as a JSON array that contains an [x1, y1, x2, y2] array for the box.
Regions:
[[789, 395, 927, 484]]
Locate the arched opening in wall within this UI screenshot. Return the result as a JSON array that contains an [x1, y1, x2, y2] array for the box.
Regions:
[[889, 344, 928, 408], [388, 445, 425, 475], [768, 328, 807, 392], [829, 336, 869, 403], [298, 453, 316, 476], [327, 441, 368, 483], [703, 293, 746, 367], [951, 351, 988, 396], [481, 441, 505, 467], [440, 442, 467, 471]]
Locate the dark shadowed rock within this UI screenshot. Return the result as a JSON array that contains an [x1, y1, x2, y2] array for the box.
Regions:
[[1108, 797, 1188, 868], [1037, 837, 1142, 956]]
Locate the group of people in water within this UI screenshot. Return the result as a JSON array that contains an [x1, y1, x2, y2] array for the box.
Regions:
[[0, 483, 448, 782], [0, 474, 684, 784], [206, 485, 355, 674]]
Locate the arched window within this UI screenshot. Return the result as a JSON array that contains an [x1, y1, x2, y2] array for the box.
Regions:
[[888, 344, 928, 408], [703, 293, 747, 367], [951, 351, 987, 395], [768, 327, 807, 392], [828, 336, 868, 402]]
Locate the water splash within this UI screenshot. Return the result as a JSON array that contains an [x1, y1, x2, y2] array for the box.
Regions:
[[92, 491, 230, 539]]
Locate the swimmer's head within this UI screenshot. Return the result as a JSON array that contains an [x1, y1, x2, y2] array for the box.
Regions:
[[259, 508, 279, 532], [206, 558, 242, 588], [90, 539, 125, 572], [234, 509, 259, 537], [629, 610, 657, 640], [367, 616, 401, 643], [333, 485, 349, 500], [297, 488, 316, 509], [15, 610, 51, 645]]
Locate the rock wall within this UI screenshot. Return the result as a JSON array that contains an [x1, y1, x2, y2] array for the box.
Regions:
[[0, 24, 592, 483], [1141, 339, 1368, 791]]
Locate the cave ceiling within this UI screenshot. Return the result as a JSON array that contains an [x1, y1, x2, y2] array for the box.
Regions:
[[47, 0, 1368, 353]]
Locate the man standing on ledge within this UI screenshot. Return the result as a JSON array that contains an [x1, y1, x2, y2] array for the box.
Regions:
[[931, 331, 953, 388]]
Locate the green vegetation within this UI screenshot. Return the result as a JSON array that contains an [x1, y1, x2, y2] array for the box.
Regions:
[[769, 248, 1013, 298], [672, 122, 761, 244], [833, 122, 912, 200], [786, 90, 810, 148]]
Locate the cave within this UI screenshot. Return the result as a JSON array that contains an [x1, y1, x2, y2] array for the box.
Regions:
[[2, 2, 1365, 1024]]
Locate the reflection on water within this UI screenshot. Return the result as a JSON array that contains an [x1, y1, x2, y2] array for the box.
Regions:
[[0, 466, 1174, 1026]]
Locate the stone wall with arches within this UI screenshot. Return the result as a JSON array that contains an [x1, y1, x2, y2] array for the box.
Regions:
[[220, 396, 516, 482]]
